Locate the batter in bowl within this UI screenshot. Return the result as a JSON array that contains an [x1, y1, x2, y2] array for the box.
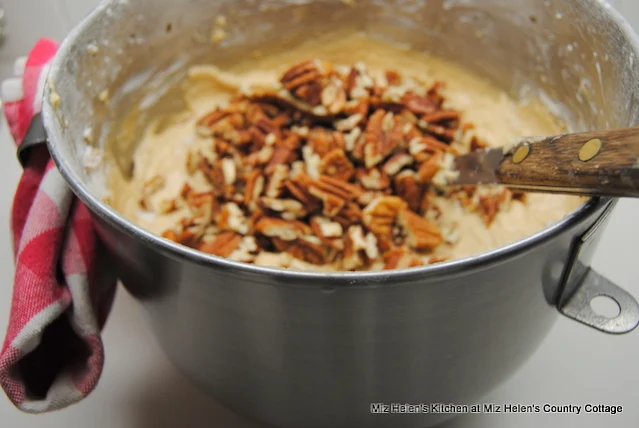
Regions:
[[107, 33, 585, 271]]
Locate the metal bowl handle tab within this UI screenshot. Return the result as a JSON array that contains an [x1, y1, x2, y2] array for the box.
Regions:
[[557, 200, 639, 334]]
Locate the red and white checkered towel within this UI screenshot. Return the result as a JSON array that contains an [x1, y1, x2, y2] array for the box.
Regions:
[[0, 39, 117, 413]]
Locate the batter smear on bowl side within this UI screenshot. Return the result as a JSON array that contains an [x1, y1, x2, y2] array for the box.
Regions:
[[108, 34, 585, 271]]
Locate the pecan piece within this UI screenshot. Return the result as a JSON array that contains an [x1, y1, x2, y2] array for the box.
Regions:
[[383, 152, 414, 177], [218, 202, 249, 234], [364, 110, 404, 168], [329, 202, 360, 229], [187, 191, 220, 223], [421, 110, 460, 124], [394, 170, 423, 213], [401, 91, 437, 116], [397, 208, 442, 251], [357, 168, 390, 191], [198, 231, 242, 257], [259, 197, 307, 219], [470, 135, 488, 151], [308, 128, 345, 157], [362, 196, 407, 239], [319, 149, 355, 181], [477, 188, 511, 226], [342, 225, 379, 270], [244, 170, 265, 207], [280, 59, 330, 91], [409, 136, 454, 156], [417, 152, 443, 183], [265, 134, 300, 175], [195, 110, 230, 137], [285, 177, 322, 212], [310, 216, 344, 250], [266, 164, 290, 198], [427, 124, 457, 143], [228, 236, 259, 263], [255, 217, 312, 241], [306, 175, 362, 217], [245, 146, 274, 166], [284, 237, 329, 265], [200, 159, 227, 196], [321, 82, 347, 114], [383, 248, 424, 270]]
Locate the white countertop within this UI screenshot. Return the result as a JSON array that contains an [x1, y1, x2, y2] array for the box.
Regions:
[[1, 1, 639, 427]]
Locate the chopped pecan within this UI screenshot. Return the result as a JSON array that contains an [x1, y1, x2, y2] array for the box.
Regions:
[[255, 217, 312, 241], [310, 216, 344, 239], [284, 237, 329, 265], [302, 145, 321, 179], [162, 229, 179, 242], [383, 152, 414, 177], [397, 208, 442, 251], [198, 231, 242, 257], [394, 170, 422, 213], [401, 91, 437, 116], [245, 146, 275, 167], [319, 149, 355, 181], [306, 175, 362, 216], [409, 136, 454, 156], [428, 255, 450, 265], [421, 110, 460, 124], [385, 70, 402, 86], [228, 236, 259, 262], [294, 82, 324, 106], [266, 164, 290, 198], [265, 134, 300, 175], [321, 82, 347, 114], [427, 124, 456, 143], [142, 175, 165, 197], [259, 197, 307, 219], [244, 170, 265, 207], [200, 159, 227, 196], [280, 59, 330, 91], [186, 150, 202, 175], [470, 136, 488, 151], [417, 152, 443, 183], [158, 199, 180, 214], [308, 128, 345, 157], [477, 188, 511, 226], [221, 158, 237, 185], [187, 191, 220, 222], [218, 202, 249, 234], [335, 113, 364, 132], [383, 248, 424, 269], [333, 202, 362, 228], [357, 168, 390, 190], [362, 196, 407, 242], [195, 110, 229, 136], [342, 225, 379, 270], [285, 177, 322, 212], [364, 110, 404, 168]]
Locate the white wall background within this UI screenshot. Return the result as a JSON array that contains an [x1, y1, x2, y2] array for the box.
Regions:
[[0, 0, 100, 79]]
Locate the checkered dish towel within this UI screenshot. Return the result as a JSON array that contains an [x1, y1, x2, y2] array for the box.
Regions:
[[0, 39, 117, 413]]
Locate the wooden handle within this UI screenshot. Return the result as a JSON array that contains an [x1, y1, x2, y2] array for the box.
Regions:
[[495, 126, 639, 197]]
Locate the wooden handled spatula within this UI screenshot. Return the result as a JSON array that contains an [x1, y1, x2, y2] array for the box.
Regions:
[[452, 127, 639, 197]]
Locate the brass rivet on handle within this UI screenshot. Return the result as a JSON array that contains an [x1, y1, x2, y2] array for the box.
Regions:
[[512, 143, 531, 164], [579, 138, 602, 162]]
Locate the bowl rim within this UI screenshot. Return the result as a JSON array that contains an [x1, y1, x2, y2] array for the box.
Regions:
[[42, 0, 637, 286]]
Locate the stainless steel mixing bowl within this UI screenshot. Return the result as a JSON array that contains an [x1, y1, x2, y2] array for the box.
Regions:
[[41, 0, 639, 427]]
